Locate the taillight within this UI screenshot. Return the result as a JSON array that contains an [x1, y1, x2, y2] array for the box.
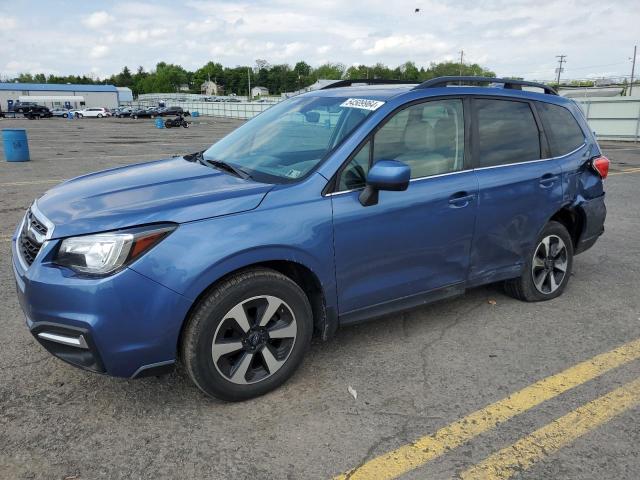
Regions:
[[591, 156, 609, 179]]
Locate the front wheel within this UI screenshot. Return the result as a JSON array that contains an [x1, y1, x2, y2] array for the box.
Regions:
[[181, 268, 313, 401], [505, 221, 574, 302], [97, 113, 103, 118]]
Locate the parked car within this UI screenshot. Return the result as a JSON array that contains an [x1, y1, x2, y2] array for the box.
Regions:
[[131, 107, 160, 119], [13, 101, 40, 113], [23, 106, 53, 119], [12, 77, 608, 401], [113, 107, 134, 118], [50, 108, 72, 118], [77, 107, 111, 118], [158, 106, 190, 117]]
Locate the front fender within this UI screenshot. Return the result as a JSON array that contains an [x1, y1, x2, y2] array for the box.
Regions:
[[129, 189, 337, 318]]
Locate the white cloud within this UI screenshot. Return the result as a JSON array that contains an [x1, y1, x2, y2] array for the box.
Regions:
[[83, 11, 114, 28], [1, 0, 639, 81], [362, 34, 449, 57], [89, 45, 110, 59], [0, 16, 17, 29]]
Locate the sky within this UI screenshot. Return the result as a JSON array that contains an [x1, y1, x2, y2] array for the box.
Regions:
[[1, 0, 638, 81]]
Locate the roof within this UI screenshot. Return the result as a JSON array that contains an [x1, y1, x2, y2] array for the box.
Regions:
[[0, 83, 118, 93], [303, 82, 574, 107], [303, 84, 415, 101]]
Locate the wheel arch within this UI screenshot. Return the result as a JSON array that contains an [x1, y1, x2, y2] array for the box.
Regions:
[[549, 205, 585, 249], [177, 256, 338, 358]]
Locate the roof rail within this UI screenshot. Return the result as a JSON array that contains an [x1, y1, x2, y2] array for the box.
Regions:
[[413, 76, 558, 95], [320, 79, 418, 90]]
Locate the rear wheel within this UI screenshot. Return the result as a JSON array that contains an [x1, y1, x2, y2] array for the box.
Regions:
[[505, 221, 573, 302], [181, 268, 313, 401]]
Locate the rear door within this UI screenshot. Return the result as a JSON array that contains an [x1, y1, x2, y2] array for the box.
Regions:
[[468, 97, 564, 285]]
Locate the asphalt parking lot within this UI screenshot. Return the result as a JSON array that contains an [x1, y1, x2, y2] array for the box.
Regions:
[[1, 117, 639, 480]]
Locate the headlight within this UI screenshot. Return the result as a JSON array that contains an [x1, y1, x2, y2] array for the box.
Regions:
[[55, 224, 176, 276]]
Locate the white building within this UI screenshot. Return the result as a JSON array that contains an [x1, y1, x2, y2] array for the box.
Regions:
[[251, 86, 269, 97], [0, 82, 120, 110], [201, 81, 224, 96]]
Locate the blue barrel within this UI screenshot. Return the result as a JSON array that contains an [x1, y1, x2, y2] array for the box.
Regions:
[[155, 118, 164, 129], [2, 129, 30, 162], [192, 111, 200, 117]]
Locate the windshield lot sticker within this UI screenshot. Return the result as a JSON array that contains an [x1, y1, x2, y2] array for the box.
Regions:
[[340, 98, 385, 111], [286, 168, 302, 178]]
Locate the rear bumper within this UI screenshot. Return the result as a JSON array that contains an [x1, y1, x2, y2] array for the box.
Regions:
[[575, 194, 606, 255], [12, 238, 193, 378]]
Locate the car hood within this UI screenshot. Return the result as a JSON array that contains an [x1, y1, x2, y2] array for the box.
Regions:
[[36, 156, 274, 239]]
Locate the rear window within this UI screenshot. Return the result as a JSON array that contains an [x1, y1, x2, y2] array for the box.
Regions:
[[476, 99, 541, 168], [536, 102, 585, 157]]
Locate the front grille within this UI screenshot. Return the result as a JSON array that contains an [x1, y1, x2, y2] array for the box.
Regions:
[[28, 214, 47, 235], [20, 234, 41, 265], [18, 208, 49, 267]]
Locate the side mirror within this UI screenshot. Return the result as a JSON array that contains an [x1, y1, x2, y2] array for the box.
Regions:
[[359, 160, 410, 206]]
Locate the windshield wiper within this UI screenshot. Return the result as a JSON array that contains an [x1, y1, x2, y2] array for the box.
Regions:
[[205, 159, 252, 180], [185, 151, 252, 180]]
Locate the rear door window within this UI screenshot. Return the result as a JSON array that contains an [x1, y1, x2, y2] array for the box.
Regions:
[[475, 99, 541, 167], [536, 102, 585, 156]]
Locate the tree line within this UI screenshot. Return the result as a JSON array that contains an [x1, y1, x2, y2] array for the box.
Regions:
[[11, 60, 498, 96]]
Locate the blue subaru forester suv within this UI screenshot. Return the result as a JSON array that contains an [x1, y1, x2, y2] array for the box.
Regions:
[[13, 77, 608, 400]]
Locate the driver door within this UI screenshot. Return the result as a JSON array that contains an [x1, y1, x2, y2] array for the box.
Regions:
[[330, 99, 478, 320]]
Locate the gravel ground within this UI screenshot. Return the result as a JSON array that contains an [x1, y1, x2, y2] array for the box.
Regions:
[[1, 117, 639, 479]]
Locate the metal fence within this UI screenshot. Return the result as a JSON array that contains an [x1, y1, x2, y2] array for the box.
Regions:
[[135, 92, 282, 120], [133, 92, 640, 141], [573, 97, 640, 142]]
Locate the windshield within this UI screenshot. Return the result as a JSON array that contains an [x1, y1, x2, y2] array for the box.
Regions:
[[203, 95, 379, 182]]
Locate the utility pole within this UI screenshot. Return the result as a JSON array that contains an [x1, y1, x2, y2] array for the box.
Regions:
[[555, 55, 566, 86], [459, 50, 464, 75], [630, 45, 637, 96], [247, 67, 251, 100]]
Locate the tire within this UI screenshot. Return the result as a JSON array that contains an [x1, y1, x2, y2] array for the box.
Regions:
[[150, 114, 155, 118], [97, 113, 103, 118], [504, 221, 574, 302], [132, 115, 138, 119], [182, 122, 189, 128], [63, 113, 68, 118], [164, 120, 172, 128], [181, 268, 313, 401]]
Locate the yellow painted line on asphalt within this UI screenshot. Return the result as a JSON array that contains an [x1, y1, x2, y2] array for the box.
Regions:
[[334, 337, 640, 480], [610, 167, 640, 176], [458, 377, 640, 480]]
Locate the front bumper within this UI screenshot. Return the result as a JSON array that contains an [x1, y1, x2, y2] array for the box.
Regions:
[[12, 237, 193, 378]]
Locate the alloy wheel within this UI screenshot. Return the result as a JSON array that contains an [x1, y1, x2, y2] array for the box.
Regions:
[[531, 234, 568, 294], [211, 295, 297, 385]]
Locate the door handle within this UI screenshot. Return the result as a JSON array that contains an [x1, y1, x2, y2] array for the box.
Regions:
[[539, 174, 559, 188], [448, 192, 474, 208]]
